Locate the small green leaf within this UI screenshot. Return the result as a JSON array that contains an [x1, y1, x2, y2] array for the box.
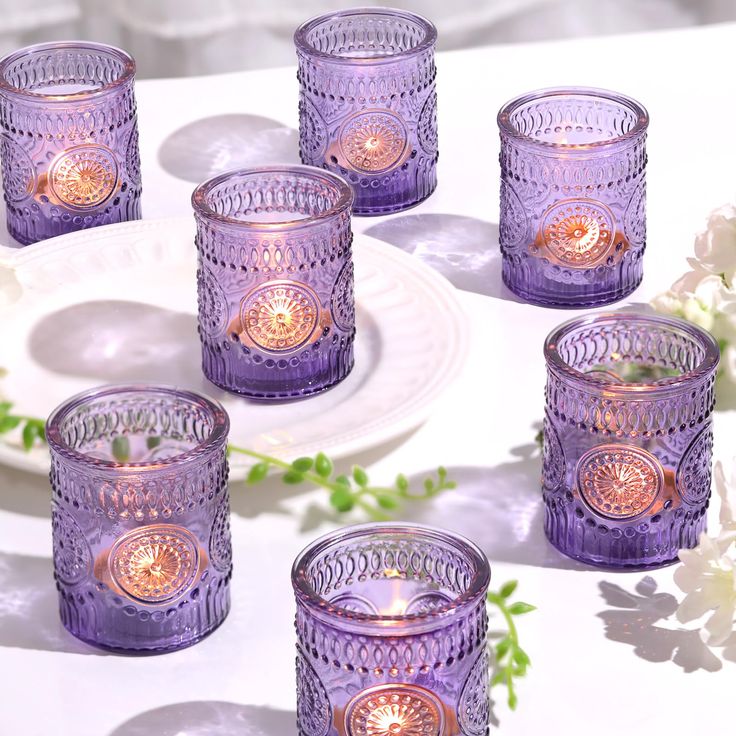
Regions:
[[330, 487, 355, 512], [0, 401, 12, 417], [315, 452, 333, 478], [352, 466, 368, 487], [22, 423, 35, 451], [495, 638, 511, 658], [437, 466, 447, 479], [246, 462, 270, 484], [146, 436, 162, 450], [508, 602, 536, 616], [0, 416, 21, 433], [491, 671, 506, 687], [423, 478, 434, 493], [376, 494, 400, 510], [111, 436, 130, 462], [395, 473, 409, 492], [513, 647, 530, 667], [282, 470, 304, 484], [508, 690, 518, 711], [335, 474, 351, 488], [291, 456, 314, 473], [444, 480, 457, 490], [499, 580, 518, 599]]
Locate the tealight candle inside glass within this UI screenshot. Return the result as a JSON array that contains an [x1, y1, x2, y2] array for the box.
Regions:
[[498, 87, 648, 307], [0, 41, 142, 245], [543, 313, 719, 568], [192, 165, 355, 399], [46, 385, 232, 652], [292, 523, 491, 736], [295, 7, 438, 215]]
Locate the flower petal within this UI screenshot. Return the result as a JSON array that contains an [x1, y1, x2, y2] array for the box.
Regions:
[[677, 588, 721, 623], [702, 603, 736, 646]]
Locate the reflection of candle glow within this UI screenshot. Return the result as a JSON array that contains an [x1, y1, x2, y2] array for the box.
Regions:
[[382, 598, 409, 616]]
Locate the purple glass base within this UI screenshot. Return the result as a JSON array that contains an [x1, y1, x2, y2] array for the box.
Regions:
[[201, 331, 355, 400], [344, 179, 436, 217], [544, 498, 705, 570], [57, 574, 231, 653], [6, 198, 142, 246], [502, 255, 643, 308]]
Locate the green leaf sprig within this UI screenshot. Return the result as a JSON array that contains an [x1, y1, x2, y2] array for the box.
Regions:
[[0, 401, 46, 450], [229, 444, 456, 520], [487, 580, 536, 710]]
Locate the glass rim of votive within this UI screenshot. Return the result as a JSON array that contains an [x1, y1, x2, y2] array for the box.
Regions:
[[544, 311, 720, 395], [291, 522, 491, 633], [191, 164, 354, 231], [0, 40, 136, 104], [46, 383, 229, 472], [294, 6, 437, 66], [497, 86, 649, 152]]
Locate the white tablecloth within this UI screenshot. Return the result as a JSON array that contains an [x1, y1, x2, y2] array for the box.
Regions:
[[1, 22, 736, 735]]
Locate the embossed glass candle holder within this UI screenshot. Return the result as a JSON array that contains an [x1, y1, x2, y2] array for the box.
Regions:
[[295, 7, 438, 215], [193, 165, 355, 399], [0, 41, 141, 245], [292, 523, 491, 736], [498, 87, 648, 307], [46, 385, 232, 652], [543, 313, 720, 569]]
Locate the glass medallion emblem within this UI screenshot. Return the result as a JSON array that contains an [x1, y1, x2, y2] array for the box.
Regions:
[[110, 524, 199, 603], [49, 144, 118, 208]]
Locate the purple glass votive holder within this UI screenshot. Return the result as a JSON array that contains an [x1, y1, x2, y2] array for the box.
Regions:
[[292, 523, 491, 736], [0, 41, 142, 245], [498, 87, 648, 307], [295, 7, 438, 216], [543, 313, 720, 569], [192, 165, 355, 400], [46, 385, 232, 653]]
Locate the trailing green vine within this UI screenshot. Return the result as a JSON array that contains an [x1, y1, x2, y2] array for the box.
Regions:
[[0, 402, 46, 450], [487, 580, 536, 710], [230, 444, 456, 520]]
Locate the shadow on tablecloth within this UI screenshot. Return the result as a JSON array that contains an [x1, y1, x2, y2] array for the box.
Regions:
[[158, 114, 300, 184], [26, 299, 225, 398], [108, 701, 295, 736], [391, 436, 590, 572], [0, 550, 105, 655], [596, 575, 736, 673], [365, 213, 521, 302]]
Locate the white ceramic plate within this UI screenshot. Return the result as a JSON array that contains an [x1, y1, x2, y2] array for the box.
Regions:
[[0, 217, 468, 475]]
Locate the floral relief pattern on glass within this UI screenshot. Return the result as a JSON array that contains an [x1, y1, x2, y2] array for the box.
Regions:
[[241, 281, 319, 352], [577, 444, 663, 520], [49, 144, 118, 209], [346, 686, 443, 736], [339, 110, 408, 173], [110, 524, 199, 603], [540, 199, 615, 267]]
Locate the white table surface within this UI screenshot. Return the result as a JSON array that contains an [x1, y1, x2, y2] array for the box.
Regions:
[[2, 21, 736, 735]]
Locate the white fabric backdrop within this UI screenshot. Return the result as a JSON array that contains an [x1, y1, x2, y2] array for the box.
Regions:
[[0, 0, 735, 77]]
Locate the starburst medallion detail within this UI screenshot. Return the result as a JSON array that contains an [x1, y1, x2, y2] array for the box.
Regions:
[[346, 686, 443, 736], [49, 144, 118, 208], [339, 110, 408, 173], [241, 281, 319, 352], [577, 445, 663, 519], [541, 199, 615, 266], [110, 525, 199, 603]]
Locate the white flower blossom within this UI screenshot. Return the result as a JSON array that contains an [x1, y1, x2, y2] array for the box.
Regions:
[[674, 460, 736, 646], [694, 204, 736, 282]]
